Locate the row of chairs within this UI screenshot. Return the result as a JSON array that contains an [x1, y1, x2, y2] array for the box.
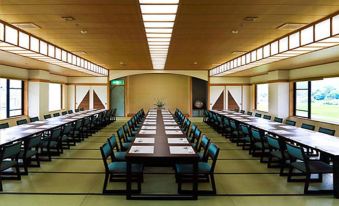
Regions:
[[100, 109, 146, 193], [205, 110, 335, 194], [174, 109, 220, 194], [0, 109, 116, 191], [0, 108, 87, 129]]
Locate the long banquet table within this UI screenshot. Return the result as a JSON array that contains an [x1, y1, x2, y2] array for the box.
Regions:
[[125, 108, 199, 200], [211, 109, 339, 198], [0, 109, 106, 146]]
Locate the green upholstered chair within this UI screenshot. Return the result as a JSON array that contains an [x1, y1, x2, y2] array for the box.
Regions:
[[247, 111, 253, 116], [16, 119, 27, 125], [53, 113, 60, 117], [122, 124, 135, 142], [187, 124, 197, 140], [61, 123, 75, 149], [117, 128, 132, 151], [0, 141, 22, 191], [255, 113, 262, 118], [197, 135, 210, 162], [286, 143, 333, 194], [229, 119, 240, 143], [274, 117, 283, 123], [40, 127, 62, 161], [29, 117, 39, 122], [0, 123, 9, 129], [263, 115, 272, 120], [301, 123, 315, 131], [18, 134, 42, 175], [318, 127, 335, 136], [68, 110, 73, 114], [238, 124, 252, 151], [266, 135, 289, 175], [75, 109, 80, 112], [107, 135, 126, 161], [43, 114, 52, 119], [100, 142, 143, 194], [175, 143, 220, 194], [250, 128, 269, 163], [222, 117, 232, 137], [190, 127, 202, 150], [285, 119, 296, 126], [61, 111, 68, 115], [240, 110, 245, 114]]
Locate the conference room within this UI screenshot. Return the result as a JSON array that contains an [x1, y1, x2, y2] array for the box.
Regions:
[[0, 0, 339, 205]]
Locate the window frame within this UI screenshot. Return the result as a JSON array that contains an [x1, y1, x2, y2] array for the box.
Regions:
[[294, 81, 311, 118], [0, 78, 24, 119], [255, 83, 269, 112], [294, 78, 339, 124]]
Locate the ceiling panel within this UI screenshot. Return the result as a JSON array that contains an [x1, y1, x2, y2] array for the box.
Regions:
[[0, 0, 338, 75]]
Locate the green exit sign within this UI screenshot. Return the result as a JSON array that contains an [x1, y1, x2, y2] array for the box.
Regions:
[[111, 79, 124, 85]]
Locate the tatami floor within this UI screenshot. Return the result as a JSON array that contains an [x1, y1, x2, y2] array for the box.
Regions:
[[1, 118, 338, 206]]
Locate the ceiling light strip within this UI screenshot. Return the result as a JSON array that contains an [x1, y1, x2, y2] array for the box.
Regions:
[[0, 20, 108, 76], [210, 12, 339, 76], [139, 0, 179, 70]]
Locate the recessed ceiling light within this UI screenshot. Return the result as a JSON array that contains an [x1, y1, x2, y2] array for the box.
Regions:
[[61, 16, 76, 21], [142, 14, 176, 22], [193, 61, 198, 65], [149, 41, 170, 45], [144, 22, 174, 28], [12, 22, 40, 29], [277, 23, 307, 30], [147, 33, 172, 38], [148, 38, 171, 41], [243, 16, 258, 22], [72, 51, 87, 55], [232, 51, 247, 55], [140, 0, 179, 3], [145, 28, 173, 33], [140, 5, 178, 14], [232, 30, 239, 34], [80, 29, 88, 34]]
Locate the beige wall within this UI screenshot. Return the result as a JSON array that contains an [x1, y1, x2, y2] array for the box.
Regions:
[[109, 69, 208, 81], [126, 73, 190, 115]]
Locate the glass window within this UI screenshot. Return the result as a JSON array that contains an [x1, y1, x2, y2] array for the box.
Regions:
[[0, 78, 24, 119], [289, 32, 300, 49], [0, 23, 4, 41], [315, 19, 330, 41], [5, 26, 18, 45], [294, 77, 339, 123], [19, 32, 30, 49], [0, 78, 7, 119], [301, 26, 314, 45], [311, 77, 339, 123], [333, 14, 339, 35], [48, 83, 62, 111], [40, 41, 48, 55], [279, 37, 288, 52], [295, 81, 309, 118], [30, 36, 39, 52], [256, 84, 269, 112]]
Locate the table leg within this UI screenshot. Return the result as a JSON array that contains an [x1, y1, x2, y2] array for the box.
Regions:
[[333, 156, 339, 198], [193, 160, 198, 200], [126, 161, 132, 199]]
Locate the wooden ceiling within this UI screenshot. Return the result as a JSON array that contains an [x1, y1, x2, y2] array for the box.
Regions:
[[0, 0, 338, 76]]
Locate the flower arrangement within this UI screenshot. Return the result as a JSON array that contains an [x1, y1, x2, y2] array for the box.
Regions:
[[154, 99, 165, 108]]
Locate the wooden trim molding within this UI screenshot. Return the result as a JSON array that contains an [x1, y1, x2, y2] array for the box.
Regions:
[[29, 79, 67, 84], [209, 83, 252, 86], [65, 83, 107, 86]]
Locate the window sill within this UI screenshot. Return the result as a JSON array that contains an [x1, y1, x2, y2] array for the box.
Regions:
[[0, 115, 26, 122], [291, 116, 339, 126]]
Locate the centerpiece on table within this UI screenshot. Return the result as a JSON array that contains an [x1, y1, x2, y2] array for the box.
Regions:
[[154, 99, 165, 109]]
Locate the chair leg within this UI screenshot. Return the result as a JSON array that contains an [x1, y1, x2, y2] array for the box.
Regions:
[[304, 174, 310, 194], [210, 174, 216, 194], [0, 176, 2, 191], [287, 166, 293, 182], [102, 173, 109, 193]]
